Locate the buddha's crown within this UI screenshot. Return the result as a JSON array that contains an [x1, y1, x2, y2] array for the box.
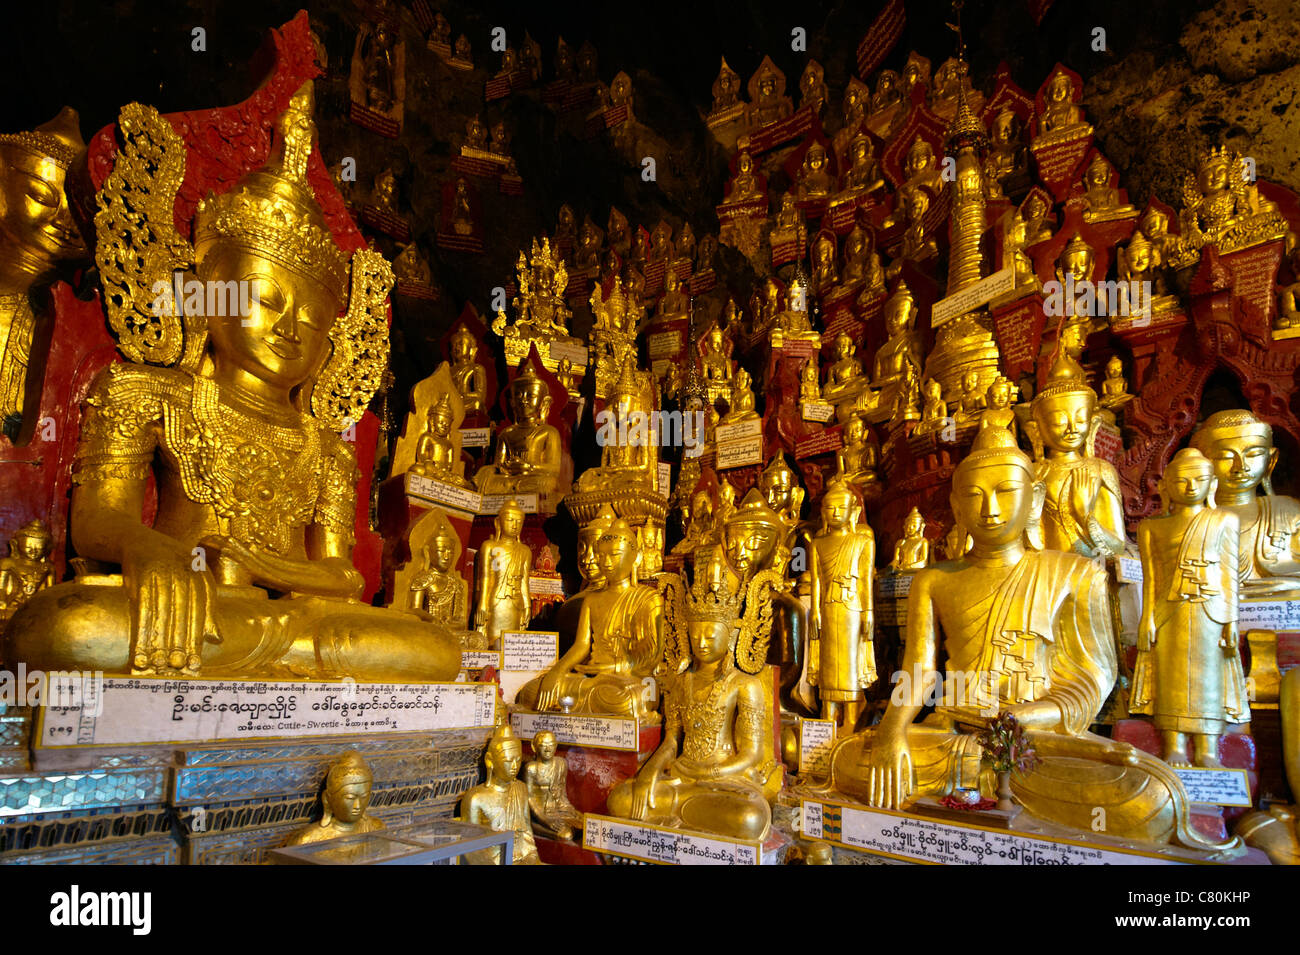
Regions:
[[0, 107, 85, 168]]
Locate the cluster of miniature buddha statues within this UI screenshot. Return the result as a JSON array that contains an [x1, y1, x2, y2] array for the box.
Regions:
[[3, 8, 1300, 868]]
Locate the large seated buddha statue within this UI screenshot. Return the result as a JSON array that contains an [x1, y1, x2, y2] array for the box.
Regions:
[[4, 83, 461, 682], [827, 427, 1238, 852]]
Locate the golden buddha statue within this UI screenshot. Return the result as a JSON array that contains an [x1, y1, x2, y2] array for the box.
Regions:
[[829, 427, 1235, 851], [809, 477, 876, 733], [0, 108, 88, 429], [869, 68, 903, 116], [710, 57, 742, 116], [392, 242, 431, 288], [462, 723, 543, 864], [474, 363, 566, 497], [492, 238, 582, 374], [746, 56, 793, 129], [675, 222, 696, 265], [452, 34, 472, 65], [801, 357, 821, 402], [895, 186, 939, 263], [822, 333, 864, 404], [524, 730, 583, 841], [979, 375, 1018, 437], [1131, 448, 1249, 767], [698, 321, 733, 396], [913, 379, 948, 437], [1081, 154, 1136, 223], [607, 544, 780, 840], [464, 114, 489, 152], [1054, 234, 1097, 354], [1172, 145, 1285, 266], [997, 211, 1042, 302], [1021, 192, 1055, 246], [1190, 410, 1300, 595], [842, 225, 884, 290], [865, 282, 923, 421], [769, 193, 806, 251], [0, 520, 56, 626], [656, 268, 689, 319], [1027, 352, 1126, 558], [407, 510, 469, 630], [578, 358, 657, 490], [812, 233, 838, 295], [1118, 230, 1178, 313], [954, 369, 987, 426], [449, 325, 488, 417], [757, 453, 804, 542], [408, 394, 469, 486], [796, 143, 835, 200], [1099, 355, 1134, 419], [284, 751, 386, 847], [576, 217, 604, 270], [900, 137, 945, 197], [474, 499, 531, 648], [518, 507, 663, 720], [772, 271, 820, 347], [799, 60, 829, 116], [725, 150, 764, 203], [840, 133, 885, 197], [451, 178, 473, 235], [723, 367, 760, 423], [836, 414, 879, 494], [649, 221, 673, 264], [6, 84, 462, 682], [982, 109, 1027, 201], [891, 508, 930, 571], [672, 480, 718, 557], [928, 57, 984, 121], [1034, 68, 1092, 147]]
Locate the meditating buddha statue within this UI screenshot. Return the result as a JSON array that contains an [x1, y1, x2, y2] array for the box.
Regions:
[[1191, 410, 1300, 596], [840, 133, 885, 197], [710, 57, 742, 116], [462, 723, 543, 864], [0, 520, 56, 626], [899, 137, 945, 197], [891, 507, 930, 571], [821, 333, 865, 406], [828, 427, 1237, 852], [913, 378, 949, 437], [576, 357, 657, 491], [795, 143, 835, 200], [842, 224, 884, 290], [746, 57, 792, 129], [1081, 154, 1136, 223], [449, 324, 488, 417], [954, 369, 987, 426], [836, 414, 879, 494], [0, 108, 88, 431], [524, 729, 584, 841], [284, 751, 386, 847], [5, 83, 461, 682], [698, 321, 733, 397], [722, 367, 760, 423], [860, 281, 923, 423], [474, 363, 566, 497], [1027, 352, 1127, 559], [1033, 68, 1092, 147], [812, 233, 838, 294], [518, 507, 664, 721], [1099, 355, 1134, 420], [982, 109, 1026, 201], [725, 150, 764, 204], [408, 394, 469, 486], [607, 543, 781, 841], [979, 375, 1018, 437], [1172, 145, 1285, 266]]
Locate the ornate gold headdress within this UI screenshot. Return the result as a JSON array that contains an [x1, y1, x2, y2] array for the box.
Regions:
[[325, 750, 373, 791], [0, 107, 85, 168], [1033, 349, 1095, 403]]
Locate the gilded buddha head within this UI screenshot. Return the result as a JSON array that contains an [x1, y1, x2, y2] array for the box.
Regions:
[[951, 427, 1038, 549], [596, 515, 641, 584], [1045, 70, 1073, 106], [1196, 146, 1232, 199], [725, 488, 783, 574], [1190, 409, 1278, 499], [8, 519, 52, 563], [577, 506, 616, 586], [1161, 447, 1215, 511], [1031, 352, 1096, 456], [322, 751, 374, 827], [884, 281, 917, 336], [532, 729, 558, 762], [508, 364, 552, 425], [426, 392, 454, 437], [485, 723, 524, 784], [425, 518, 459, 575], [688, 544, 742, 660], [1056, 234, 1095, 286], [903, 506, 925, 539], [496, 498, 526, 540], [192, 83, 350, 398], [451, 324, 476, 363], [0, 107, 87, 276], [991, 109, 1019, 149]]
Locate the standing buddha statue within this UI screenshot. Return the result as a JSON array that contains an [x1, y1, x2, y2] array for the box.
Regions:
[[474, 499, 532, 648]]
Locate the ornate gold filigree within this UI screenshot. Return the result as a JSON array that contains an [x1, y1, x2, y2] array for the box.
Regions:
[[311, 248, 394, 432]]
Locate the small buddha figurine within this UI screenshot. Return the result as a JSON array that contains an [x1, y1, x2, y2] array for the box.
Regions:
[[723, 367, 760, 423], [607, 206, 630, 257], [1081, 154, 1136, 223], [607, 544, 780, 840], [710, 57, 742, 115], [746, 57, 793, 129], [891, 358, 922, 425], [983, 109, 1027, 200], [829, 427, 1233, 854], [372, 167, 399, 216], [673, 480, 718, 556], [698, 321, 733, 389], [1277, 239, 1300, 333], [6, 83, 462, 683], [408, 512, 469, 629], [836, 414, 879, 493], [812, 232, 838, 294], [997, 211, 1042, 302], [452, 34, 472, 65], [953, 370, 987, 426], [524, 730, 584, 841], [870, 69, 903, 116], [474, 499, 532, 648], [900, 137, 945, 196], [474, 363, 565, 497], [576, 217, 604, 270], [869, 281, 924, 413], [1027, 352, 1126, 558], [656, 268, 689, 319], [842, 225, 884, 290], [409, 393, 469, 486], [890, 508, 930, 571], [0, 520, 56, 625], [1191, 410, 1300, 595], [913, 378, 948, 437], [449, 325, 488, 417], [896, 186, 938, 263], [799, 60, 829, 117], [1118, 230, 1178, 312], [809, 477, 876, 733], [1021, 193, 1055, 246], [1054, 234, 1097, 352], [840, 133, 885, 196], [464, 114, 489, 151], [462, 723, 543, 864], [801, 358, 821, 401], [823, 333, 863, 399], [0, 108, 88, 426], [430, 12, 451, 49], [576, 41, 599, 83], [495, 46, 519, 79], [578, 358, 657, 490], [769, 193, 806, 251], [554, 36, 576, 82], [518, 508, 664, 721], [1131, 448, 1249, 767], [928, 57, 983, 121], [284, 751, 386, 847], [451, 178, 473, 235], [725, 150, 765, 203], [796, 142, 835, 200], [1099, 355, 1134, 418], [555, 357, 578, 395], [554, 207, 577, 254], [695, 233, 718, 275], [1034, 68, 1092, 147], [392, 242, 431, 287], [979, 375, 1018, 436], [675, 222, 696, 266]]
